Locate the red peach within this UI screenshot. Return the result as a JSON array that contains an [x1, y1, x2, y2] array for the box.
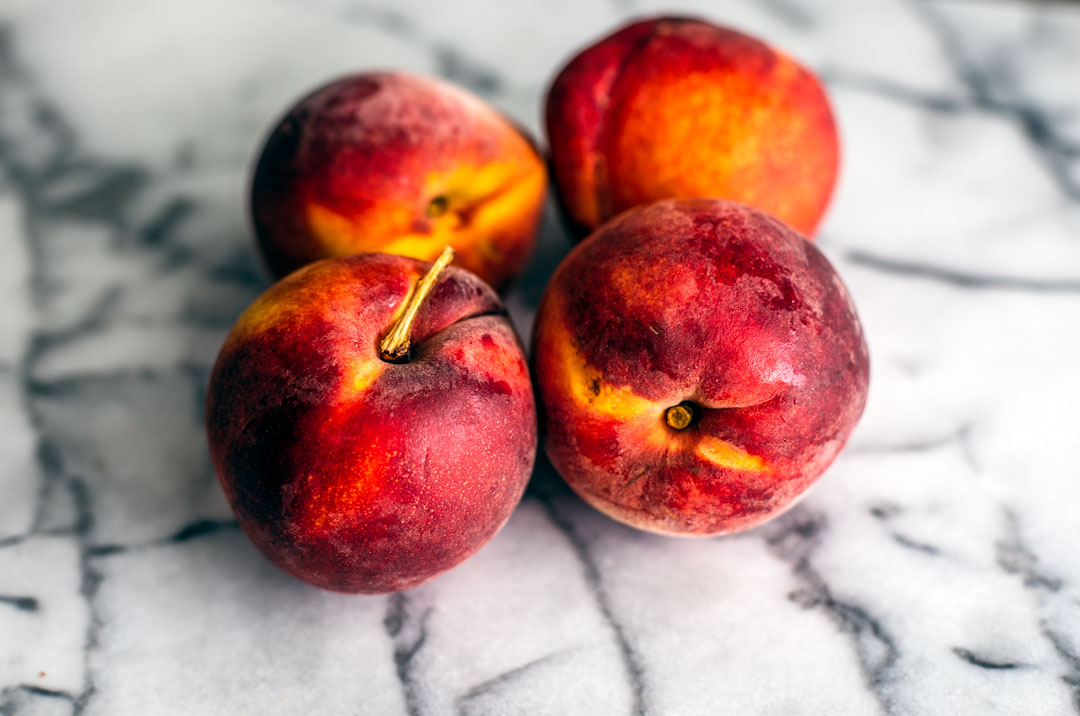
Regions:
[[251, 72, 547, 291], [532, 199, 868, 536], [546, 17, 839, 239], [206, 251, 536, 593]]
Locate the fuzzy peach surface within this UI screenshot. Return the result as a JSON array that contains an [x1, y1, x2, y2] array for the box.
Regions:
[[532, 199, 869, 536], [252, 72, 546, 290], [546, 17, 839, 239], [206, 254, 536, 593]]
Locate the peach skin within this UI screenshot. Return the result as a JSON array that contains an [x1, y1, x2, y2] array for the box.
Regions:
[[545, 16, 839, 239], [206, 250, 537, 593], [532, 199, 868, 536], [251, 72, 547, 290]]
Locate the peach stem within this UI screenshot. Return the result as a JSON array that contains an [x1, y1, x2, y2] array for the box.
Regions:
[[378, 246, 455, 363]]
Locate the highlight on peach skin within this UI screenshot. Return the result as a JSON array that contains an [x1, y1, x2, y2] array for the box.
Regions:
[[532, 199, 869, 536], [545, 16, 840, 239], [206, 250, 537, 593], [251, 72, 547, 291]]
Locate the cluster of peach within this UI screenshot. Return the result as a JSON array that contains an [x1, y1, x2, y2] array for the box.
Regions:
[[206, 17, 869, 594]]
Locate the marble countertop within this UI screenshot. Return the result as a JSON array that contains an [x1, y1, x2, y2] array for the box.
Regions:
[[2, 0, 1079, 714]]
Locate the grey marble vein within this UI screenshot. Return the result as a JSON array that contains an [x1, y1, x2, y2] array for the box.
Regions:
[[847, 249, 1080, 292], [533, 486, 649, 716]]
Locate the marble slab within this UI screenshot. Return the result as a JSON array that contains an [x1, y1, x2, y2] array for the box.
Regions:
[[1, 0, 1079, 714]]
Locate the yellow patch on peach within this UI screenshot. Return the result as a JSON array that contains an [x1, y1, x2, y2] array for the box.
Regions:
[[306, 201, 415, 255], [228, 269, 325, 342], [382, 160, 546, 276], [341, 359, 385, 400], [545, 298, 658, 421], [696, 436, 766, 472], [459, 162, 546, 244], [424, 160, 524, 211], [304, 157, 545, 284]]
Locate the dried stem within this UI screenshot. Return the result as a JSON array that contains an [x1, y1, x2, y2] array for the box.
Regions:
[[378, 246, 455, 363]]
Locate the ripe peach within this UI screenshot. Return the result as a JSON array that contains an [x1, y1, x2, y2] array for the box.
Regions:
[[532, 199, 868, 536], [251, 72, 547, 290], [206, 250, 536, 593], [545, 16, 839, 239]]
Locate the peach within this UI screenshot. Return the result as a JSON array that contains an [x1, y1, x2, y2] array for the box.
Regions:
[[532, 199, 868, 536], [251, 72, 547, 290], [545, 16, 839, 239], [206, 250, 536, 593]]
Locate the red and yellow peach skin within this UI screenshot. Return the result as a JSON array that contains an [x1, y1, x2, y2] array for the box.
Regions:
[[252, 72, 547, 290], [532, 199, 868, 536], [206, 253, 536, 593], [546, 17, 839, 239]]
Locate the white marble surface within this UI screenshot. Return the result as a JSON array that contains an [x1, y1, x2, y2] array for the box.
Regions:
[[1, 0, 1079, 714]]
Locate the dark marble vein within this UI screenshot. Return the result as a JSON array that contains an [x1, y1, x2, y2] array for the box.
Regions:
[[40, 164, 149, 223], [996, 509, 1063, 593], [171, 518, 240, 543], [339, 4, 417, 36], [87, 518, 241, 558], [0, 684, 75, 716], [384, 593, 433, 716], [907, 0, 1080, 202], [1041, 624, 1080, 713], [766, 509, 899, 715], [531, 485, 649, 716], [994, 510, 1079, 710], [0, 29, 75, 183], [0, 60, 242, 716], [456, 650, 573, 715], [434, 46, 502, 96], [890, 533, 941, 556], [70, 477, 101, 716], [868, 502, 901, 521], [27, 364, 207, 400], [29, 286, 123, 358], [846, 250, 1080, 293], [952, 647, 1026, 671], [294, 1, 508, 98], [0, 595, 39, 612], [19, 684, 74, 700], [866, 504, 943, 556], [138, 197, 196, 246], [0, 28, 115, 714], [824, 70, 969, 113], [200, 248, 267, 289]]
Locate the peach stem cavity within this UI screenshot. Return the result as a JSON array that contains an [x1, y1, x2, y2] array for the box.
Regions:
[[665, 402, 695, 430]]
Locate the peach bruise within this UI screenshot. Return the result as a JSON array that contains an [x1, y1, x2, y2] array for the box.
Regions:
[[532, 199, 869, 536], [206, 251, 537, 593], [251, 72, 547, 290], [546, 16, 840, 239]]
